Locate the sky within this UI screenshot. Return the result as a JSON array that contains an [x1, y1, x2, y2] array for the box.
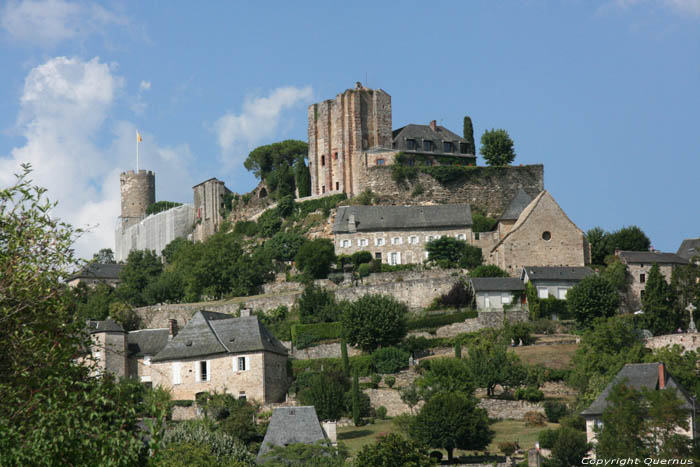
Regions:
[[1, 0, 699, 259]]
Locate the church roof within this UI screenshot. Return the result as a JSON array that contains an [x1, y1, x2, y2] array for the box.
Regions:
[[69, 263, 123, 281], [499, 188, 533, 221], [257, 407, 328, 462], [333, 204, 472, 233]]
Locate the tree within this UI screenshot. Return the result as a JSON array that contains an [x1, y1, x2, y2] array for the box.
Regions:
[[244, 140, 309, 199], [117, 249, 163, 306], [608, 226, 651, 253], [294, 155, 312, 198], [160, 420, 255, 465], [646, 345, 700, 401], [469, 264, 509, 278], [426, 237, 483, 269], [670, 264, 700, 321], [466, 340, 525, 397], [92, 247, 116, 263], [262, 442, 347, 467], [640, 263, 677, 335], [296, 284, 339, 324], [295, 238, 336, 279], [0, 165, 160, 464], [480, 129, 516, 166], [410, 392, 493, 463], [353, 433, 435, 467], [546, 427, 590, 467], [586, 227, 609, 265], [143, 269, 185, 304], [341, 337, 350, 378], [296, 372, 347, 422], [341, 294, 408, 352], [463, 116, 475, 154], [566, 275, 620, 328], [351, 371, 361, 426], [400, 384, 422, 415], [415, 357, 474, 401]]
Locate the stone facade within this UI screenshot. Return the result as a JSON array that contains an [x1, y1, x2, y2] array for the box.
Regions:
[[120, 170, 155, 230], [308, 82, 392, 197], [644, 332, 700, 353], [334, 276, 460, 311], [617, 251, 688, 312], [193, 178, 231, 242]]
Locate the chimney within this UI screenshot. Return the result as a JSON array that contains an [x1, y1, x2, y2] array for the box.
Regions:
[[168, 319, 178, 340], [658, 363, 665, 389], [429, 120, 437, 131], [321, 420, 337, 445]]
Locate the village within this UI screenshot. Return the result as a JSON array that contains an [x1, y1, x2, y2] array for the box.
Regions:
[[63, 83, 700, 465]]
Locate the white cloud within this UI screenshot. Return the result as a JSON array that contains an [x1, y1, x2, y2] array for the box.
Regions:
[[1, 0, 128, 46], [139, 80, 151, 92], [213, 86, 313, 169], [608, 0, 700, 16], [0, 56, 197, 259]]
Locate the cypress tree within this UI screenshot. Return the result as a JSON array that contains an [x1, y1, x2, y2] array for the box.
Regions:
[[463, 116, 475, 154], [341, 336, 350, 378], [641, 263, 676, 335], [352, 371, 361, 426], [454, 341, 462, 359]]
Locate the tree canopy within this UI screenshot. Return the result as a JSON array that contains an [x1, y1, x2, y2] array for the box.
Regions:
[[480, 129, 516, 166], [295, 238, 336, 279], [341, 294, 408, 352], [640, 263, 678, 335], [244, 140, 310, 199], [586, 225, 651, 265], [566, 275, 620, 328], [463, 116, 475, 154]]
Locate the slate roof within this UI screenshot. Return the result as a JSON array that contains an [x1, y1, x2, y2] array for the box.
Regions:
[[86, 318, 125, 334], [617, 250, 688, 265], [676, 239, 700, 261], [499, 188, 533, 221], [257, 407, 328, 461], [470, 277, 525, 292], [521, 266, 594, 282], [333, 204, 472, 233], [151, 311, 288, 362], [69, 263, 123, 281], [392, 124, 475, 157], [581, 363, 696, 416], [127, 328, 169, 357]]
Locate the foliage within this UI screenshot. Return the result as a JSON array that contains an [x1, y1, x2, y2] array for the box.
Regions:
[[290, 355, 375, 378], [294, 155, 312, 198], [296, 284, 341, 324], [514, 387, 544, 402], [523, 411, 547, 427], [498, 441, 520, 457], [257, 208, 283, 237], [291, 322, 343, 349], [376, 406, 388, 420], [108, 301, 141, 331], [261, 441, 347, 467], [198, 392, 260, 444], [373, 347, 410, 374], [384, 375, 396, 388], [538, 428, 560, 449], [503, 321, 534, 345], [264, 231, 307, 262], [543, 401, 568, 423], [296, 372, 347, 421], [92, 247, 116, 263], [341, 337, 350, 377], [454, 341, 462, 359], [426, 237, 482, 268], [432, 281, 475, 309], [566, 275, 620, 328], [471, 212, 497, 233], [601, 259, 628, 293], [391, 153, 419, 184], [0, 166, 161, 465], [400, 384, 422, 414], [640, 263, 678, 335], [410, 391, 493, 462], [467, 339, 526, 396], [350, 250, 373, 267], [469, 264, 509, 277], [161, 420, 255, 465], [463, 116, 475, 154], [415, 357, 474, 401], [295, 238, 336, 279], [546, 427, 590, 467], [143, 269, 185, 304], [341, 294, 408, 352], [74, 282, 118, 322], [351, 371, 361, 426], [146, 200, 182, 216], [117, 249, 163, 306], [586, 225, 651, 264], [233, 220, 258, 237], [480, 128, 516, 166], [244, 140, 309, 199], [349, 188, 377, 206], [353, 433, 435, 467], [645, 345, 700, 400]]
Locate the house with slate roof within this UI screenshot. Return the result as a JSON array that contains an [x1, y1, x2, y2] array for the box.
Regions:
[[469, 277, 526, 311], [67, 263, 124, 288], [581, 363, 698, 446], [332, 204, 472, 265], [79, 318, 128, 378], [677, 238, 700, 263], [521, 266, 594, 300], [150, 311, 288, 402], [616, 250, 689, 312], [126, 326, 171, 385], [257, 406, 332, 463]]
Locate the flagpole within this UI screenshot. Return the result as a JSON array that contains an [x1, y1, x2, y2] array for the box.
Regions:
[[136, 130, 139, 172]]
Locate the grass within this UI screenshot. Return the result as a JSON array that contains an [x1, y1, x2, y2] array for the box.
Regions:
[[487, 419, 559, 452], [510, 343, 578, 369], [337, 419, 396, 454]]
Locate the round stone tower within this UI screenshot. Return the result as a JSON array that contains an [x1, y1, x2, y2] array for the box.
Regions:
[[120, 170, 155, 230]]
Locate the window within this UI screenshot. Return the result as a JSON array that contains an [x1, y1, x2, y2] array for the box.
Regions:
[[456, 233, 466, 241], [391, 237, 402, 245], [333, 152, 338, 160], [542, 231, 551, 241], [423, 140, 432, 151], [557, 288, 568, 300], [406, 139, 416, 150], [196, 360, 211, 382], [537, 287, 549, 299], [375, 252, 382, 260], [172, 362, 181, 385], [358, 238, 368, 247], [444, 142, 453, 153], [321, 155, 325, 166], [460, 142, 469, 154], [376, 159, 385, 166], [390, 252, 401, 265], [640, 273, 646, 284], [426, 235, 435, 242], [409, 236, 419, 244], [502, 293, 512, 304], [375, 237, 385, 246], [484, 295, 491, 308], [336, 182, 339, 190], [144, 356, 151, 366], [238, 392, 247, 401], [341, 239, 350, 248], [237, 356, 249, 371]]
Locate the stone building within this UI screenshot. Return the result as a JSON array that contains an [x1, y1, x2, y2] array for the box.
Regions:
[[257, 407, 332, 463], [126, 326, 171, 385], [677, 238, 700, 262], [332, 204, 473, 265], [193, 178, 232, 242], [469, 277, 525, 311], [487, 191, 590, 276], [119, 170, 155, 230], [390, 122, 475, 164], [521, 266, 594, 300], [616, 250, 688, 312], [81, 319, 128, 378], [67, 263, 124, 288], [150, 311, 288, 402]]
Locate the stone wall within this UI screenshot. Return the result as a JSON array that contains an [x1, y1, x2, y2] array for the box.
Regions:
[[645, 333, 700, 353], [291, 342, 362, 360], [478, 398, 545, 420], [335, 276, 459, 311], [361, 164, 544, 217]]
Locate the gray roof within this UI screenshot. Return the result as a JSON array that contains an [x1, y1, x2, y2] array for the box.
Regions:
[[676, 238, 700, 261], [581, 363, 695, 416], [86, 318, 125, 334], [618, 251, 688, 265], [499, 188, 533, 221], [470, 277, 525, 292], [392, 124, 475, 157], [70, 263, 123, 281], [127, 328, 169, 357], [257, 407, 328, 461], [152, 311, 287, 362], [521, 266, 594, 282], [333, 204, 472, 233]]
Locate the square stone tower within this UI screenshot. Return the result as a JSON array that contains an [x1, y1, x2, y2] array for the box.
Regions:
[[308, 82, 392, 197]]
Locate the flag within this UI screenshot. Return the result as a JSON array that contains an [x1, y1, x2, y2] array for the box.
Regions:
[[137, 131, 142, 142]]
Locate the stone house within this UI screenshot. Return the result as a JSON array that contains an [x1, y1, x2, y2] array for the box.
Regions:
[[581, 363, 698, 446], [150, 311, 288, 402], [126, 325, 171, 385], [257, 406, 334, 463], [332, 204, 473, 265], [80, 319, 128, 378], [521, 266, 594, 300], [487, 191, 590, 276], [677, 238, 700, 262], [67, 263, 124, 288], [469, 277, 526, 311], [616, 250, 688, 312]]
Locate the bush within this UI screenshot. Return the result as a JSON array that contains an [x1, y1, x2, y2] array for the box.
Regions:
[[544, 401, 568, 423], [531, 319, 556, 335], [376, 406, 388, 420], [290, 355, 375, 378], [407, 310, 476, 331], [384, 375, 396, 388], [538, 428, 559, 449], [344, 389, 371, 418], [295, 239, 336, 279], [291, 322, 343, 349], [233, 220, 258, 237], [523, 411, 547, 427], [357, 263, 372, 278], [559, 414, 586, 431], [373, 347, 410, 374], [433, 281, 474, 309], [498, 441, 520, 456], [162, 420, 255, 464], [296, 372, 347, 421], [503, 322, 533, 346], [515, 387, 544, 403], [172, 400, 194, 407], [371, 374, 382, 388], [341, 294, 408, 352], [350, 251, 373, 267], [257, 208, 283, 237], [543, 368, 571, 382]]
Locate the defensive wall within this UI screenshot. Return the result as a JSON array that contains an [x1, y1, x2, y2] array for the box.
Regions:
[[644, 332, 700, 353]]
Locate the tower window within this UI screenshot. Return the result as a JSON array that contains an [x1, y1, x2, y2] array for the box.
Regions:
[[335, 182, 339, 190], [640, 273, 646, 283], [542, 231, 551, 241], [321, 155, 325, 166], [334, 152, 338, 160], [322, 185, 326, 193]]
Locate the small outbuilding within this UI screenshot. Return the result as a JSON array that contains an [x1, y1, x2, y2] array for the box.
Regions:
[[469, 277, 525, 311], [257, 406, 331, 463], [521, 266, 594, 300]]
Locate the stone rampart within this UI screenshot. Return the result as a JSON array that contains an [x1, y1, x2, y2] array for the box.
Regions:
[[645, 333, 700, 353], [334, 276, 459, 311]]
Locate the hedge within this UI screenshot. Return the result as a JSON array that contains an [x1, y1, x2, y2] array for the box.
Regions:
[[290, 355, 374, 377], [406, 310, 477, 332], [291, 322, 343, 349], [172, 400, 194, 407]]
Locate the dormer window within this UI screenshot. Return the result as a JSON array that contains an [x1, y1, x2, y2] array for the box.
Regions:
[[423, 140, 432, 152], [406, 139, 417, 150], [444, 142, 453, 153], [460, 142, 469, 154]]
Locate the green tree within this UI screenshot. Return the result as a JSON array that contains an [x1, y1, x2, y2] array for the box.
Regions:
[[341, 294, 408, 352], [92, 247, 116, 263], [608, 225, 651, 253], [261, 442, 347, 467], [463, 116, 475, 154], [670, 263, 700, 321], [645, 345, 700, 400], [469, 264, 509, 277], [546, 427, 590, 467], [244, 140, 309, 199], [601, 259, 628, 293], [295, 238, 336, 279], [117, 249, 163, 306], [353, 433, 435, 467], [640, 263, 678, 335], [466, 340, 525, 396], [297, 372, 347, 422], [108, 301, 141, 331], [265, 231, 307, 263], [75, 282, 118, 321], [341, 337, 350, 378], [351, 371, 361, 426], [0, 165, 160, 465], [294, 155, 312, 198], [411, 392, 493, 463], [566, 275, 620, 328], [400, 384, 422, 415], [586, 227, 609, 265], [143, 269, 185, 304], [160, 420, 255, 465], [471, 212, 498, 233], [415, 357, 474, 401], [480, 128, 516, 166], [296, 284, 339, 324]]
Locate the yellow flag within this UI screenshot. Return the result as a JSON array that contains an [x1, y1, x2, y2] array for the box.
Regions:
[[137, 131, 142, 142]]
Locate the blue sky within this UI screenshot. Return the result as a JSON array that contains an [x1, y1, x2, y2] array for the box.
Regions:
[[1, 0, 698, 259]]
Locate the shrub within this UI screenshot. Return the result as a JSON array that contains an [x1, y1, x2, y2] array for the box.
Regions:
[[373, 347, 410, 374], [531, 319, 556, 335], [376, 406, 388, 420], [291, 322, 343, 349], [544, 401, 568, 423], [295, 239, 336, 279], [523, 411, 547, 427], [498, 441, 520, 456], [357, 263, 372, 278], [469, 264, 509, 278], [257, 208, 283, 237], [146, 200, 182, 216], [297, 372, 347, 421], [543, 368, 571, 382], [341, 294, 408, 352], [384, 375, 396, 388], [538, 428, 559, 449], [503, 322, 533, 346], [162, 420, 255, 464], [172, 400, 194, 407], [297, 284, 339, 324], [350, 251, 373, 267], [371, 374, 382, 388], [434, 281, 474, 309], [559, 414, 586, 431], [344, 388, 371, 418], [515, 387, 544, 403]]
